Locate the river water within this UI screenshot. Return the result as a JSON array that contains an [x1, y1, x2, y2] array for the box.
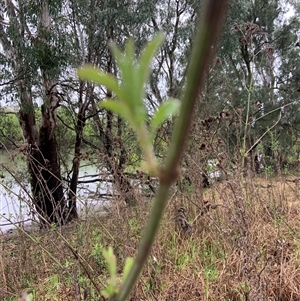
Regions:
[[0, 150, 112, 232]]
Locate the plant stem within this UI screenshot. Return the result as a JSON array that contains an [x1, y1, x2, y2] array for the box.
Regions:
[[242, 70, 253, 173], [138, 126, 158, 174], [113, 1, 229, 300]]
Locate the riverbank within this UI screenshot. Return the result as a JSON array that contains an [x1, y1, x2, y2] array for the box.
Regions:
[[0, 148, 112, 232], [1, 176, 300, 300]]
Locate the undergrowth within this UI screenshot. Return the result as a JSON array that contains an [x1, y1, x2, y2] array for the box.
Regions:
[[1, 176, 300, 300]]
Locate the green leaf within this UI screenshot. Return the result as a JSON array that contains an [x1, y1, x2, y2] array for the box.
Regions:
[[101, 282, 117, 298], [110, 41, 138, 106], [77, 65, 124, 100], [121, 40, 142, 107], [122, 257, 134, 281], [138, 33, 165, 90], [101, 288, 111, 298], [109, 43, 123, 62], [28, 292, 34, 301], [150, 98, 181, 135], [100, 100, 131, 121], [103, 247, 117, 277], [100, 100, 145, 131], [125, 38, 135, 63], [132, 103, 148, 126]]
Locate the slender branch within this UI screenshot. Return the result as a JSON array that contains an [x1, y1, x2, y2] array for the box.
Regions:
[[57, 114, 75, 131], [246, 112, 282, 155], [112, 1, 229, 300], [0, 129, 20, 148], [255, 100, 297, 122]]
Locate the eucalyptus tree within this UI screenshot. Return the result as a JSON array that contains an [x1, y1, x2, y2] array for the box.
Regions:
[[65, 0, 158, 205], [195, 0, 300, 174], [65, 0, 203, 203], [0, 0, 204, 222], [0, 0, 74, 224], [59, 1, 206, 179]]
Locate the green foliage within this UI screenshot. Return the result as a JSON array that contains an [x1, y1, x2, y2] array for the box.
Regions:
[[176, 250, 193, 270], [150, 98, 181, 140], [101, 247, 118, 298], [101, 247, 134, 298], [1, 0, 300, 177], [122, 258, 134, 282], [56, 106, 76, 159], [78, 33, 166, 128], [78, 33, 181, 175], [103, 247, 117, 277], [0, 113, 22, 147], [204, 265, 219, 299], [198, 0, 300, 172], [42, 275, 60, 300], [128, 217, 141, 236], [90, 242, 106, 268]]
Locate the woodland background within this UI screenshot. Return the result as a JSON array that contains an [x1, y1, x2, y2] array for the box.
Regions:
[[1, 0, 300, 300]]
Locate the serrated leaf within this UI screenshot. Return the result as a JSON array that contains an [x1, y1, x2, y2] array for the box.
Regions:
[[122, 257, 134, 281], [77, 65, 124, 100], [150, 98, 181, 135]]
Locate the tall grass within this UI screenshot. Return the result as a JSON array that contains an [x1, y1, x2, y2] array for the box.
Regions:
[[1, 175, 300, 300]]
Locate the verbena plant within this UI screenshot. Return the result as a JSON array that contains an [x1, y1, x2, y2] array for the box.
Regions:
[[78, 1, 229, 300]]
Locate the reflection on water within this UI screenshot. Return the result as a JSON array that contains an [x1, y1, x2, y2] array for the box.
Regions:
[[0, 150, 112, 232]]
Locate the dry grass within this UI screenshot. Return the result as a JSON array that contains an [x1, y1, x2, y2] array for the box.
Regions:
[[1, 175, 300, 300]]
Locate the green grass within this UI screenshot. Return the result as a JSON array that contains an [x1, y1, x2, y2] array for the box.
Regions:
[[2, 177, 300, 300]]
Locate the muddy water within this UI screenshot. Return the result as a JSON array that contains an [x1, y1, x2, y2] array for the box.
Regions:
[[0, 150, 111, 232]]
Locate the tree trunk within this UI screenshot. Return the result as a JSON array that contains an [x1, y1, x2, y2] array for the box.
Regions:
[[91, 99, 137, 206], [0, 0, 70, 226], [22, 1, 69, 226], [18, 84, 67, 225], [96, 27, 137, 206], [68, 82, 89, 219]]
